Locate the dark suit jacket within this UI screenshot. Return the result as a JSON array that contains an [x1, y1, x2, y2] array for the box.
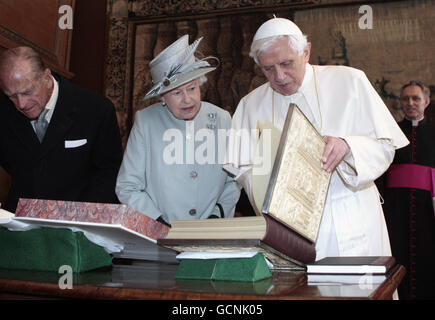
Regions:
[[0, 72, 123, 212]]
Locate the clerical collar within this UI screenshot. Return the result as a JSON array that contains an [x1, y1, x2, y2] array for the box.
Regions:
[[405, 117, 424, 127]]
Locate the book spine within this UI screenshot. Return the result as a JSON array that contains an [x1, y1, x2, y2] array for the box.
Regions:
[[262, 215, 316, 264]]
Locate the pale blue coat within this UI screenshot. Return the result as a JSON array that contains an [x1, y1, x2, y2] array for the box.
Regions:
[[116, 101, 240, 223]]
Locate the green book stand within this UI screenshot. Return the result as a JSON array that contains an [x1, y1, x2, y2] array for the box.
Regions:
[[175, 253, 272, 282], [0, 227, 112, 272]]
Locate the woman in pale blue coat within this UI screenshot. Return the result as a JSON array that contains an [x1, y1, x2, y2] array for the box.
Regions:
[[116, 35, 240, 225]]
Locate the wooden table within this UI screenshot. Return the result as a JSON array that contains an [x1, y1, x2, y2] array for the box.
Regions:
[[0, 260, 405, 300]]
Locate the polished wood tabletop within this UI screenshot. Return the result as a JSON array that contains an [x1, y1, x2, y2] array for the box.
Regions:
[[0, 260, 405, 300]]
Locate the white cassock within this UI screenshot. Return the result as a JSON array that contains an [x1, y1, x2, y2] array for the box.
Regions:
[[226, 63, 409, 260]]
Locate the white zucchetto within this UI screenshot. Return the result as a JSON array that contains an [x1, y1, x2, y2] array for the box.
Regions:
[[253, 17, 303, 41]]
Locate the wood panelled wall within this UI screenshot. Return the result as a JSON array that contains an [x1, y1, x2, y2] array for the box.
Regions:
[[70, 0, 108, 94], [0, 0, 74, 77]]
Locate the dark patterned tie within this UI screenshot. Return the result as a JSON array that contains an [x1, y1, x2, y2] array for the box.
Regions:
[[35, 108, 49, 142]]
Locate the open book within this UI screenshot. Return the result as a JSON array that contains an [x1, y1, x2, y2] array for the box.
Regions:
[[159, 104, 331, 269], [7, 198, 178, 262]]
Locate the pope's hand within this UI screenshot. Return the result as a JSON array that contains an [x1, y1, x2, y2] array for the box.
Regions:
[[321, 136, 350, 173]]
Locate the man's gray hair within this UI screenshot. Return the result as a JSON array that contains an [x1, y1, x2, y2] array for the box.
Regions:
[[401, 80, 431, 99], [0, 46, 46, 76], [249, 34, 308, 65]]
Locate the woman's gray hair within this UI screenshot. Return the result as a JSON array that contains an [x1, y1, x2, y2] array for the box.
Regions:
[[198, 75, 208, 86], [158, 75, 208, 100], [249, 34, 308, 65]]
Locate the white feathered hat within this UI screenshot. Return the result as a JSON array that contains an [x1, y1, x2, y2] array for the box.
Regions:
[[144, 35, 217, 100]]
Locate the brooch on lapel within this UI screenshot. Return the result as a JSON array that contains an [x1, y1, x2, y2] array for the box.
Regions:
[[206, 113, 217, 129]]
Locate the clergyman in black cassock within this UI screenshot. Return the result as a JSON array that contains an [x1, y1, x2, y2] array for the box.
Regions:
[[382, 81, 435, 300]]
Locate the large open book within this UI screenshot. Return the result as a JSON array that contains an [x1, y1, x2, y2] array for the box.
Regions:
[[159, 104, 332, 269], [7, 198, 178, 262]]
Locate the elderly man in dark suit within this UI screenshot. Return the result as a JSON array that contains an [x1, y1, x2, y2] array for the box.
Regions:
[[0, 46, 123, 212]]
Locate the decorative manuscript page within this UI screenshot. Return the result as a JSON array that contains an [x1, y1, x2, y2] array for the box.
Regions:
[[263, 104, 331, 243]]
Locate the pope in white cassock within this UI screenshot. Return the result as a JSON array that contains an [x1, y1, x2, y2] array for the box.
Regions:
[[225, 17, 409, 260]]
